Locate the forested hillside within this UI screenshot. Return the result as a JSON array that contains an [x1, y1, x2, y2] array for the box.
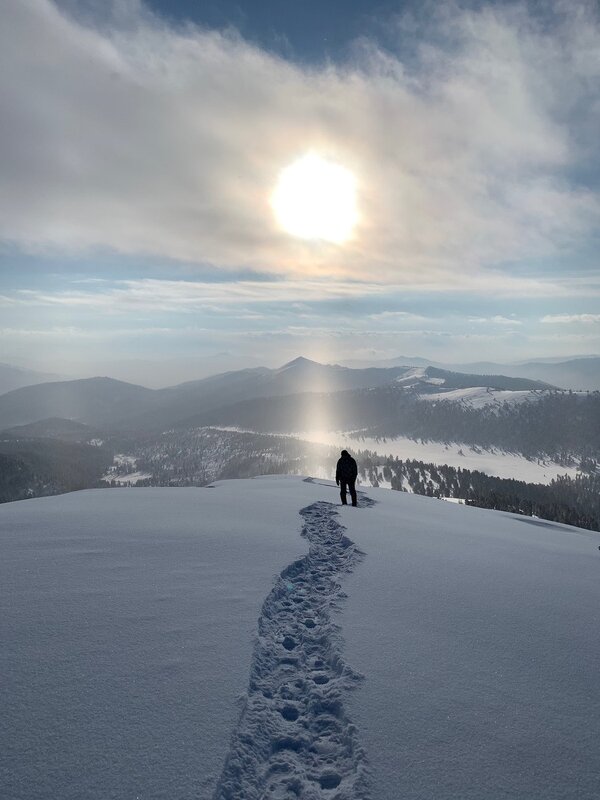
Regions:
[[194, 388, 600, 463], [358, 454, 600, 532], [99, 427, 600, 532], [0, 440, 113, 503], [360, 389, 600, 463]]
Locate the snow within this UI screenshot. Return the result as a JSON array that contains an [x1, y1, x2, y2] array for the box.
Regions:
[[2, 477, 599, 799], [300, 431, 579, 483], [214, 498, 372, 797], [103, 469, 153, 485], [418, 386, 539, 408], [113, 453, 136, 467], [340, 490, 600, 799], [207, 426, 577, 484], [103, 453, 152, 484], [0, 479, 342, 800], [395, 367, 445, 386]]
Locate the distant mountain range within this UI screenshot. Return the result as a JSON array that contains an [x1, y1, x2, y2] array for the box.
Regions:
[[0, 357, 554, 434], [0, 363, 63, 395], [0, 417, 99, 443], [342, 356, 600, 391], [1, 358, 597, 513]]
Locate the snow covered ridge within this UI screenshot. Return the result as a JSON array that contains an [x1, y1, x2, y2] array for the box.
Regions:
[[0, 359, 554, 434], [215, 498, 372, 798], [395, 366, 446, 387], [2, 478, 600, 799], [417, 386, 541, 409]]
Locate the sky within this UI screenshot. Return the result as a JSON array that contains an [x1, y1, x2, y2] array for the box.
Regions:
[[1, 0, 599, 386]]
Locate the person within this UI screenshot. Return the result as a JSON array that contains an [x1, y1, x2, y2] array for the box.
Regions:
[[336, 449, 358, 507]]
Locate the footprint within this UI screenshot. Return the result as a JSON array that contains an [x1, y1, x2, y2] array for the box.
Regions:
[[280, 705, 299, 722], [213, 499, 371, 799], [319, 771, 342, 790]]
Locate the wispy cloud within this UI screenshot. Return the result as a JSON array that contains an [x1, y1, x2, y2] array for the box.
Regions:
[[368, 311, 430, 322], [13, 278, 389, 312], [0, 325, 201, 339], [1, 0, 598, 287], [469, 316, 523, 326], [541, 313, 600, 324], [5, 269, 595, 318]]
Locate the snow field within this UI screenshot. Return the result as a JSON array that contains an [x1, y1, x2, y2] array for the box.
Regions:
[[2, 477, 599, 800], [103, 469, 153, 484], [340, 488, 600, 799], [208, 425, 577, 484], [1, 480, 332, 800], [300, 431, 579, 483], [417, 386, 538, 408], [102, 453, 152, 484]]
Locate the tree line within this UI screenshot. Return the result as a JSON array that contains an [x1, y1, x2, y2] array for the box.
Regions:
[[357, 451, 600, 532]]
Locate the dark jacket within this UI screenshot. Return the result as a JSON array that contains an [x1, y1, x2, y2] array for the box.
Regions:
[[336, 453, 357, 482]]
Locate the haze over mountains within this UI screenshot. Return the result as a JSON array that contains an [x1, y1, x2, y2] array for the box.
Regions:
[[0, 363, 63, 395], [0, 355, 598, 530], [0, 357, 556, 434], [2, 356, 597, 477], [343, 355, 600, 392]]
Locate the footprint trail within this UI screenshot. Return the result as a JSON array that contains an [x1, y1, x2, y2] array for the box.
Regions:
[[213, 500, 373, 799]]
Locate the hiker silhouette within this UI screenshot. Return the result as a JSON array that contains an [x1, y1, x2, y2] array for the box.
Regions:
[[336, 450, 358, 507]]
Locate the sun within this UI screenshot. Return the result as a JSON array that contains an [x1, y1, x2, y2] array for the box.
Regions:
[[271, 153, 358, 244]]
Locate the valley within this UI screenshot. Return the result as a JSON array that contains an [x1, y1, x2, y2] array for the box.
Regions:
[[0, 356, 598, 530]]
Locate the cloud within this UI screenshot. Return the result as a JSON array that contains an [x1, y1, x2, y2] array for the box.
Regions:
[[6, 269, 592, 318], [0, 325, 200, 338], [468, 315, 523, 325], [0, 0, 599, 286], [541, 313, 600, 324], [13, 277, 390, 312], [368, 311, 430, 322]]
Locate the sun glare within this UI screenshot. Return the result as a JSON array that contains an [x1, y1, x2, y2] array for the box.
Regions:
[[271, 153, 358, 244]]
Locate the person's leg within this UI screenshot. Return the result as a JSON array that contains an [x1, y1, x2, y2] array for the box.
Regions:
[[349, 479, 358, 507], [339, 481, 348, 504]]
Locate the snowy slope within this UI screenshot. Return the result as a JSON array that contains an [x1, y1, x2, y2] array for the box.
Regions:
[[2, 478, 599, 799], [417, 386, 539, 408], [340, 490, 600, 799], [299, 430, 579, 483]]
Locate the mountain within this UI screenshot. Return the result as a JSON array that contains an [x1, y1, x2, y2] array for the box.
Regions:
[[436, 357, 600, 390], [0, 417, 99, 442], [0, 357, 410, 432], [343, 355, 600, 391], [2, 478, 598, 799], [342, 355, 431, 369], [124, 357, 427, 432], [175, 366, 555, 434], [164, 356, 416, 399], [0, 362, 63, 395], [396, 366, 553, 392], [495, 357, 600, 391], [0, 377, 155, 431], [0, 358, 555, 434]]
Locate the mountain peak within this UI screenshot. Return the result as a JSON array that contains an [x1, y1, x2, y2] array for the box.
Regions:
[[279, 356, 320, 370]]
